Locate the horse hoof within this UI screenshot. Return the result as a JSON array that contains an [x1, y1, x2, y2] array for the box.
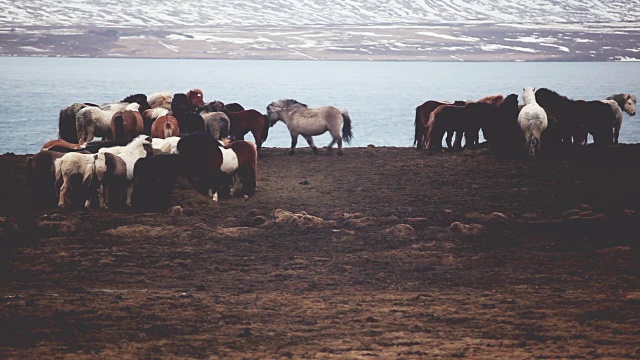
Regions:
[[337, 151, 344, 156]]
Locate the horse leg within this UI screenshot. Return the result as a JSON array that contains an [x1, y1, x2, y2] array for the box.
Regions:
[[289, 134, 298, 155], [336, 138, 344, 156], [58, 177, 69, 208], [126, 183, 134, 206], [302, 135, 318, 155], [98, 184, 108, 209], [446, 131, 453, 148], [327, 139, 336, 154], [453, 131, 463, 150]]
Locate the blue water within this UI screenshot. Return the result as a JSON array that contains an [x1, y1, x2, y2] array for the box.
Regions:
[[1, 57, 639, 154]]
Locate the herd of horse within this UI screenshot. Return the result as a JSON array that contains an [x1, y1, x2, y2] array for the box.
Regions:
[[414, 88, 637, 158], [27, 89, 354, 210], [24, 86, 635, 211]]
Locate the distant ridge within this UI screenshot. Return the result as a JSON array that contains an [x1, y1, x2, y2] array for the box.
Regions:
[[1, 0, 639, 61]]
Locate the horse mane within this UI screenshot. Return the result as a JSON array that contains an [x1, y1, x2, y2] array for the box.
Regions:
[[273, 99, 308, 109], [125, 103, 140, 111], [607, 93, 637, 105], [121, 93, 147, 103]]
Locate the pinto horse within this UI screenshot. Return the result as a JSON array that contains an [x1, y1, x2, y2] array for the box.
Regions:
[[414, 100, 468, 149], [177, 133, 258, 201], [151, 115, 180, 139], [111, 104, 144, 140], [224, 109, 270, 153], [535, 88, 614, 147]]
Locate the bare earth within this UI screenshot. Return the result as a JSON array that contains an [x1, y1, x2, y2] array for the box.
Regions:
[[1, 145, 640, 359]]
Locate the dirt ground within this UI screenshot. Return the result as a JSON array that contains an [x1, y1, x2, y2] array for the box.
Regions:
[[1, 145, 640, 359]]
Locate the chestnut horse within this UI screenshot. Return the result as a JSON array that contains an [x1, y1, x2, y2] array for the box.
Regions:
[[414, 100, 467, 149], [223, 109, 270, 153], [41, 139, 86, 152], [111, 104, 144, 140], [151, 115, 180, 139]]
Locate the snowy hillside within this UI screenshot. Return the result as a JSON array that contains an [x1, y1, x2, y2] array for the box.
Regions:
[[1, 0, 640, 27], [1, 0, 639, 61]]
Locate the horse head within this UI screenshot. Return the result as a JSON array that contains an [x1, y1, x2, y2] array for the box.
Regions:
[[266, 103, 282, 127], [624, 94, 636, 116], [187, 88, 205, 108]]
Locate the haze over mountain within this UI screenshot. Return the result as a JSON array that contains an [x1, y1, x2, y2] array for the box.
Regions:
[[1, 0, 639, 60]]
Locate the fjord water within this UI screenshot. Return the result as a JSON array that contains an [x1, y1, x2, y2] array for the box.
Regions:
[[1, 57, 638, 154]]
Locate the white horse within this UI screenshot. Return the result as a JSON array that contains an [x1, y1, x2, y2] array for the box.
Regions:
[[76, 106, 117, 144], [266, 99, 353, 156], [99, 135, 153, 206], [54, 152, 101, 208], [519, 87, 548, 158], [147, 92, 173, 109], [605, 93, 637, 144]]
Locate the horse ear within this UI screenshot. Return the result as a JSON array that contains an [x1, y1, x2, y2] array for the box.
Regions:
[[627, 94, 631, 100]]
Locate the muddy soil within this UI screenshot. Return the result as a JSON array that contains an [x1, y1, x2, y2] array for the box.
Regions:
[[1, 145, 639, 359]]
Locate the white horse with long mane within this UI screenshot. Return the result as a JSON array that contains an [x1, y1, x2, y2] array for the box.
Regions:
[[266, 99, 353, 156], [604, 93, 636, 144], [518, 87, 548, 158]]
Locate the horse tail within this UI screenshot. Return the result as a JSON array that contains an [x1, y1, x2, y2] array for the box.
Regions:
[[261, 114, 270, 142], [54, 158, 63, 185], [341, 110, 353, 144], [414, 106, 425, 148], [114, 114, 126, 140], [59, 105, 80, 143], [163, 122, 173, 139], [528, 136, 538, 158]]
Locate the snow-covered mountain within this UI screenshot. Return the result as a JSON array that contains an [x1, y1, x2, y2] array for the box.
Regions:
[[1, 0, 639, 61]]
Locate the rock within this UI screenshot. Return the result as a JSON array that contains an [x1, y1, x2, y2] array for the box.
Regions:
[[251, 216, 268, 226], [344, 215, 400, 228], [168, 206, 183, 217], [196, 283, 206, 291], [259, 220, 277, 229], [329, 212, 345, 221], [561, 209, 582, 218], [404, 217, 430, 227], [449, 222, 486, 236], [578, 211, 596, 218], [299, 180, 310, 185], [596, 246, 632, 255], [624, 209, 637, 216], [521, 212, 538, 220], [384, 224, 417, 240], [222, 217, 245, 227], [248, 209, 265, 217], [464, 212, 486, 221], [274, 209, 294, 223], [578, 204, 593, 211], [486, 212, 510, 222], [344, 212, 366, 220], [273, 209, 334, 229]]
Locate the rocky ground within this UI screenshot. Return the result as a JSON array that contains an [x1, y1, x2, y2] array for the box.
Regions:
[[1, 145, 640, 358]]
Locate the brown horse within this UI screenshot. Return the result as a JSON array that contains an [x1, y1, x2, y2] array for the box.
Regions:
[[223, 109, 270, 153], [477, 94, 504, 106], [426, 102, 503, 150], [41, 139, 86, 152], [26, 150, 66, 207], [111, 109, 144, 140], [151, 115, 180, 139], [414, 100, 467, 149], [186, 88, 205, 108]]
